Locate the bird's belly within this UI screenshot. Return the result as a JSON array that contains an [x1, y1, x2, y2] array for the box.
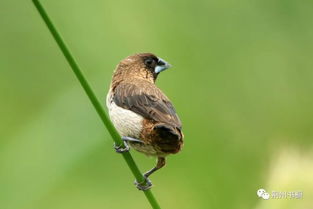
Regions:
[[129, 142, 167, 157], [107, 100, 143, 138]]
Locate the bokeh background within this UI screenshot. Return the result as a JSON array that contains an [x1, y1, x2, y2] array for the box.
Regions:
[[1, 0, 313, 209]]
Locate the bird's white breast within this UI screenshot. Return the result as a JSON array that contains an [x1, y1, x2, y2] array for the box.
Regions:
[[106, 91, 143, 138]]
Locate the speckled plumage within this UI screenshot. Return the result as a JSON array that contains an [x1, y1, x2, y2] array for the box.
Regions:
[[106, 53, 183, 156], [106, 53, 183, 190], [106, 53, 183, 187]]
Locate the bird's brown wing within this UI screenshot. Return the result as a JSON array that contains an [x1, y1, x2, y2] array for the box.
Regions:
[[113, 81, 182, 130]]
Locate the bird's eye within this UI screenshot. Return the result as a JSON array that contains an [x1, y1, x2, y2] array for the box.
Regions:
[[144, 58, 155, 67]]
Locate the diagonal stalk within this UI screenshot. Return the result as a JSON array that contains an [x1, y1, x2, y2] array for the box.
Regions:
[[32, 1, 161, 208]]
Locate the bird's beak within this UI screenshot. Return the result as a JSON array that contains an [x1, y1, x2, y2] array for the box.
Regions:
[[155, 58, 172, 74]]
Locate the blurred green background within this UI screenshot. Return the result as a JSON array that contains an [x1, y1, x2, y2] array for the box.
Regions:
[[1, 0, 313, 209]]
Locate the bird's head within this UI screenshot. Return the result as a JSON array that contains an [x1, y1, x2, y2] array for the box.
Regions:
[[113, 53, 172, 83]]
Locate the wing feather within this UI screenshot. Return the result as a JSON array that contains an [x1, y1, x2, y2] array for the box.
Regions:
[[113, 81, 182, 129]]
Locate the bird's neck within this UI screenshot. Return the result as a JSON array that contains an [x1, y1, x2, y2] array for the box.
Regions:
[[111, 68, 156, 89]]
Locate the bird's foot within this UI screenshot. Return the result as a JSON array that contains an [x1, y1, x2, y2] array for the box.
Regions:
[[134, 176, 152, 191], [114, 136, 143, 153], [122, 136, 143, 143], [114, 140, 130, 153]]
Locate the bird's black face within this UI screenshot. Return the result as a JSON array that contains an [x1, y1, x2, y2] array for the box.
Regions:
[[143, 55, 171, 76], [115, 53, 171, 83]]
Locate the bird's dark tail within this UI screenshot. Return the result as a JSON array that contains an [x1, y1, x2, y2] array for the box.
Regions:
[[153, 123, 183, 154]]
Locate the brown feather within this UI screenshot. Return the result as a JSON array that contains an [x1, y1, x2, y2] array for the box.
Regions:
[[108, 53, 184, 156], [112, 79, 182, 130]]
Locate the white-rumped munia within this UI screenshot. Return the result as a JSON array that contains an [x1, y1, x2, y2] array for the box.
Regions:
[[106, 53, 183, 190]]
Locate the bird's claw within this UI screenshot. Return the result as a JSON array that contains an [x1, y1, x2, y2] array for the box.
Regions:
[[114, 136, 152, 190], [134, 176, 152, 191], [114, 140, 130, 153], [114, 136, 143, 153], [121, 136, 143, 143]]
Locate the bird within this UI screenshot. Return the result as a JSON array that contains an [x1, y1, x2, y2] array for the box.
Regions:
[[106, 53, 183, 190]]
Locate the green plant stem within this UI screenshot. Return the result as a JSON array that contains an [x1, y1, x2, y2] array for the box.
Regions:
[[32, 1, 161, 208]]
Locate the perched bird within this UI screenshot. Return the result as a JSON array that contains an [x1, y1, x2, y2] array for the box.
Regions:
[[106, 53, 183, 190]]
